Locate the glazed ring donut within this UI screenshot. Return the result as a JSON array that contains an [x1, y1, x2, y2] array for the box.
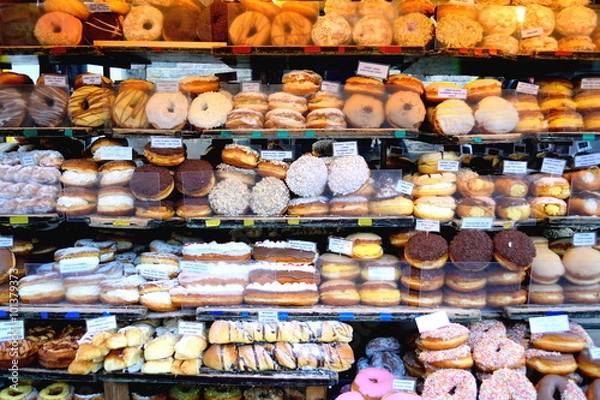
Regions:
[[0, 384, 38, 400], [271, 11, 312, 46], [229, 11, 271, 46], [68, 86, 113, 127], [38, 382, 72, 400], [28, 86, 69, 127], [123, 5, 164, 41], [0, 88, 27, 127]]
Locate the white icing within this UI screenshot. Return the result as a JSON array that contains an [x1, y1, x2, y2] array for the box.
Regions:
[[98, 195, 135, 207], [100, 169, 134, 184], [18, 281, 64, 296], [245, 281, 318, 292], [59, 256, 100, 268], [57, 197, 90, 207], [55, 246, 100, 258], [67, 285, 102, 296], [61, 170, 98, 185], [183, 241, 252, 256], [249, 262, 317, 273], [170, 284, 245, 295], [104, 289, 139, 302], [141, 291, 172, 303]]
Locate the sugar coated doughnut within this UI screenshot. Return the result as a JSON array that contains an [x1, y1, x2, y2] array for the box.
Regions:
[[478, 368, 536, 400], [472, 337, 525, 372], [311, 14, 352, 46], [208, 177, 250, 216], [352, 15, 392, 45], [123, 5, 164, 41], [188, 91, 233, 129], [422, 369, 476, 400], [350, 367, 395, 400], [328, 155, 370, 196], [229, 11, 271, 46], [392, 13, 434, 47], [34, 11, 83, 45], [285, 154, 328, 197], [145, 91, 189, 130], [250, 176, 290, 216]]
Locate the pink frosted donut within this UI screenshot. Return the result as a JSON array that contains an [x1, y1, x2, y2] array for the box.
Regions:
[[478, 368, 536, 400], [381, 392, 421, 400], [336, 392, 365, 400], [422, 368, 476, 400], [472, 337, 525, 372], [351, 367, 395, 400]]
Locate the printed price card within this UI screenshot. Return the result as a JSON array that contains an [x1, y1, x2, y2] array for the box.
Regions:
[[437, 160, 460, 172], [437, 88, 467, 100], [529, 315, 569, 334], [138, 267, 169, 280], [156, 81, 179, 93], [521, 27, 544, 38], [86, 315, 117, 334], [288, 240, 317, 253], [151, 137, 182, 148], [0, 236, 13, 248], [416, 311, 450, 333], [503, 160, 527, 175], [82, 74, 102, 85], [515, 82, 540, 95], [178, 321, 205, 336], [179, 261, 209, 273], [540, 157, 566, 175], [573, 232, 597, 247], [241, 82, 260, 92], [396, 180, 414, 196], [43, 75, 68, 86], [461, 218, 493, 229], [575, 153, 600, 168], [0, 321, 24, 342], [366, 267, 396, 281], [99, 147, 133, 161], [393, 379, 417, 393], [333, 142, 358, 157], [328, 236, 354, 256], [415, 219, 440, 232], [581, 78, 600, 90], [357, 61, 389, 80], [59, 262, 93, 274], [260, 150, 293, 161], [590, 347, 600, 360], [258, 311, 279, 323]]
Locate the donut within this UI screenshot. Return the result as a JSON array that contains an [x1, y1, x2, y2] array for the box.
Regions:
[[241, 0, 281, 20], [523, 4, 555, 36], [123, 5, 164, 41], [472, 337, 525, 372], [0, 88, 27, 127], [436, 14, 483, 48], [144, 142, 186, 167], [351, 367, 395, 400], [578, 348, 600, 378], [68, 86, 113, 127], [208, 178, 250, 216], [418, 323, 470, 351], [229, 11, 271, 46], [370, 352, 407, 379], [281, 1, 318, 23], [587, 379, 600, 400], [352, 15, 392, 45], [477, 5, 517, 35], [285, 154, 328, 197], [536, 375, 586, 400], [129, 164, 174, 201], [28, 85, 68, 127], [271, 11, 312, 46], [0, 385, 38, 400], [392, 13, 434, 47], [221, 143, 259, 169], [162, 6, 199, 41], [478, 368, 536, 400], [531, 329, 587, 353], [179, 75, 220, 96], [526, 348, 579, 375], [422, 369, 477, 400], [38, 382, 72, 400], [343, 93, 385, 128], [174, 159, 215, 197], [328, 155, 370, 196], [188, 91, 233, 129], [249, 176, 290, 216], [112, 88, 150, 129], [34, 11, 82, 45], [555, 5, 597, 36], [365, 337, 401, 358], [145, 91, 189, 130], [492, 229, 536, 271], [311, 14, 352, 46], [83, 12, 124, 43], [468, 320, 506, 347]]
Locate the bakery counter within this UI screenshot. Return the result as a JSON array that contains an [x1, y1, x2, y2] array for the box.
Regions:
[[0, 214, 62, 229], [504, 304, 600, 322], [0, 366, 98, 382], [0, 45, 100, 57], [0, 303, 147, 321], [86, 214, 186, 230], [100, 368, 338, 387], [0, 127, 93, 138], [194, 305, 481, 322]]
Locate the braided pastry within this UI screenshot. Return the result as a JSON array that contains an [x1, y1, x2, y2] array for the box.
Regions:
[[0, 339, 38, 368]]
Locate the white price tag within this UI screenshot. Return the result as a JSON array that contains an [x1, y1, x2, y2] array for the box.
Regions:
[[19, 155, 36, 166], [393, 379, 417, 393], [321, 81, 340, 93], [0, 236, 13, 248], [437, 88, 468, 100], [461, 217, 493, 229], [540, 157, 566, 175], [241, 82, 260, 92], [521, 27, 544, 38], [366, 267, 395, 281], [179, 261, 209, 273], [156, 81, 180, 93], [60, 262, 92, 274], [287, 240, 317, 253], [100, 146, 133, 161], [437, 160, 460, 172], [333, 142, 358, 157], [415, 219, 440, 232], [581, 78, 600, 90], [43, 75, 67, 87], [515, 82, 540, 95], [461, 144, 473, 155], [86, 2, 111, 12], [503, 161, 528, 175], [178, 321, 205, 336], [590, 348, 600, 360], [258, 311, 279, 323], [415, 311, 450, 333], [151, 137, 182, 149], [356, 61, 390, 80], [575, 153, 600, 168], [86, 315, 117, 334], [573, 232, 597, 247], [82, 74, 102, 85], [260, 150, 293, 161], [396, 180, 414, 196], [0, 321, 24, 342], [137, 266, 169, 280], [529, 315, 570, 334], [328, 236, 354, 256]]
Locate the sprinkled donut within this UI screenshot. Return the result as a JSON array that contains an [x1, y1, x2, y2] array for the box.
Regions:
[[328, 155, 370, 196], [467, 319, 506, 347], [285, 154, 328, 197], [28, 86, 68, 127], [350, 367, 395, 400], [208, 178, 250, 216], [419, 323, 470, 351], [472, 337, 525, 372], [478, 368, 536, 400], [0, 88, 27, 127], [536, 374, 586, 400], [145, 91, 189, 130], [250, 176, 290, 216], [123, 5, 163, 41], [417, 344, 473, 370], [188, 91, 233, 130], [422, 368, 477, 400]]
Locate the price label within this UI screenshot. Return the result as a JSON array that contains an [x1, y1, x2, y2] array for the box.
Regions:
[[179, 261, 209, 273], [461, 144, 473, 155], [461, 217, 493, 229], [288, 240, 317, 253], [393, 379, 417, 392], [573, 232, 597, 247], [178, 321, 205, 336], [540, 157, 566, 175], [260, 150, 293, 161], [366, 267, 396, 281], [516, 82, 540, 95], [581, 78, 600, 90], [415, 219, 441, 232], [156, 81, 180, 92], [328, 236, 354, 256], [0, 236, 13, 248], [137, 266, 169, 280], [321, 81, 340, 93], [575, 153, 600, 168], [415, 311, 450, 333], [437, 160, 460, 172], [59, 262, 93, 274], [43, 75, 67, 86], [521, 27, 544, 38], [0, 321, 24, 342], [437, 88, 468, 100], [86, 315, 117, 334], [396, 180, 414, 196], [333, 142, 358, 157], [356, 61, 390, 80], [151, 137, 182, 148], [241, 82, 260, 92], [19, 155, 36, 166], [503, 160, 528, 175], [86, 2, 111, 12], [258, 311, 279, 323], [590, 347, 600, 360], [82, 74, 102, 85], [529, 315, 569, 334], [100, 146, 133, 161]]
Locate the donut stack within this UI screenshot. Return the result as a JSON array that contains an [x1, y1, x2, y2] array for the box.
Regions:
[[356, 337, 407, 379], [317, 252, 361, 306], [415, 323, 473, 375], [536, 77, 583, 132], [566, 166, 600, 217], [528, 236, 566, 305]]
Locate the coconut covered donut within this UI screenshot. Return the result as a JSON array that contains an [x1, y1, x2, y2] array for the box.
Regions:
[[328, 155, 370, 196], [123, 5, 164, 41], [250, 176, 290, 216], [145, 91, 189, 130], [188, 91, 233, 129], [285, 154, 328, 197], [208, 178, 251, 216]]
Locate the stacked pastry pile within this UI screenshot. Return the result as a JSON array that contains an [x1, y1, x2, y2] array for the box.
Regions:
[[203, 320, 354, 372]]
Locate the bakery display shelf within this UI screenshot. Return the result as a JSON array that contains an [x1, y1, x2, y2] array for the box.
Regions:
[[0, 127, 93, 138], [449, 133, 531, 145], [87, 215, 185, 230], [212, 45, 428, 57], [185, 216, 415, 229], [201, 128, 420, 139], [0, 45, 100, 57], [107, 128, 183, 138], [100, 368, 337, 387], [438, 48, 515, 60], [537, 132, 599, 143], [0, 214, 61, 229], [0, 366, 98, 382], [531, 50, 600, 61], [94, 40, 227, 52], [503, 304, 600, 321], [547, 216, 600, 228], [195, 305, 481, 322], [0, 304, 147, 321], [451, 218, 539, 231]]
